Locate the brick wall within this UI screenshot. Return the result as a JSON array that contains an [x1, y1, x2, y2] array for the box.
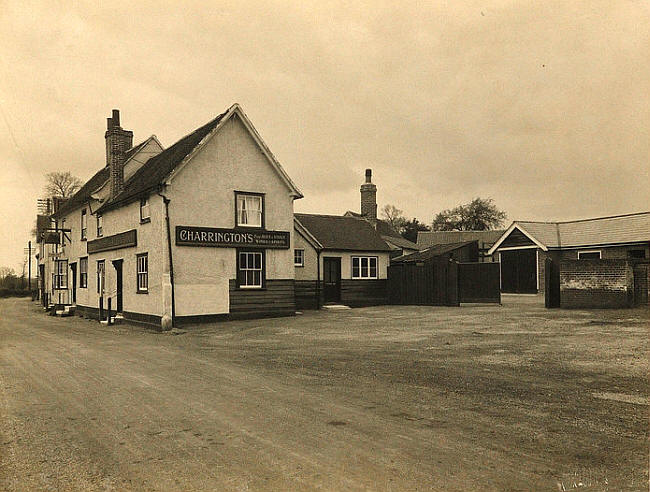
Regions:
[[632, 262, 649, 306], [560, 259, 634, 308]]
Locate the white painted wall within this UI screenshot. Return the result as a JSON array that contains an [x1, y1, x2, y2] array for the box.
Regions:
[[165, 112, 296, 316]]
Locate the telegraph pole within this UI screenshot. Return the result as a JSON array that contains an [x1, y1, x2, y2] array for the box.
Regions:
[[28, 241, 32, 291]]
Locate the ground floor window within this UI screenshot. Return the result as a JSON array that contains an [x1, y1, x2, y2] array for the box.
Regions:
[[294, 249, 304, 267], [238, 250, 264, 288], [53, 259, 68, 289], [578, 250, 601, 260], [79, 257, 88, 288], [352, 256, 378, 279], [97, 260, 105, 294], [137, 253, 148, 293]]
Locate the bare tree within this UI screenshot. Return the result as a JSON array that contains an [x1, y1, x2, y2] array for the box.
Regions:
[[44, 171, 83, 198], [380, 204, 407, 233]]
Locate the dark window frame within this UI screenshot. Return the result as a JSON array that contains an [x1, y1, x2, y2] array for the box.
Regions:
[[294, 248, 305, 267], [136, 253, 148, 293], [577, 250, 601, 260], [236, 249, 265, 289], [234, 191, 265, 230], [81, 209, 87, 240], [96, 213, 103, 237], [79, 257, 88, 288], [351, 255, 379, 279]]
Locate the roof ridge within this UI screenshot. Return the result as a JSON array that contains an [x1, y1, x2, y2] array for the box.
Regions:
[[555, 211, 650, 224], [295, 213, 356, 219]]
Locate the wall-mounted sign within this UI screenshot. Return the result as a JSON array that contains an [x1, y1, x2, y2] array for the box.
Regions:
[[42, 232, 60, 244], [176, 226, 290, 249], [87, 229, 137, 254]]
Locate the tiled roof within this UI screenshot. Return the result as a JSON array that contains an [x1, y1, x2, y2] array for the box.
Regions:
[[294, 214, 391, 252], [393, 241, 476, 262], [417, 230, 504, 249], [518, 212, 650, 248], [98, 110, 229, 212], [52, 139, 150, 218]]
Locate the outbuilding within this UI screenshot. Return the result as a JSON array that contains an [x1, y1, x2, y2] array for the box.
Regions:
[[41, 104, 303, 329], [488, 212, 650, 295], [294, 214, 391, 309]]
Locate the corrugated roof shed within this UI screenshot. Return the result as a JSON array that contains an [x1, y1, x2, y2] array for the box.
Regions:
[[295, 214, 391, 251], [417, 230, 504, 249], [393, 241, 477, 263]]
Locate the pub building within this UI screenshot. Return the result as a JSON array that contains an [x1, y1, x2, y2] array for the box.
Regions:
[[42, 104, 302, 329]]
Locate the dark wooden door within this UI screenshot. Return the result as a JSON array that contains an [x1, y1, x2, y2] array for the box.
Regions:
[[544, 258, 560, 308], [500, 249, 538, 293], [70, 263, 77, 304], [112, 260, 123, 312], [323, 257, 341, 303]]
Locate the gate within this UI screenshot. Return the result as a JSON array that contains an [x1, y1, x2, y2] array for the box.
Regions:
[[458, 262, 501, 303], [388, 259, 458, 306]]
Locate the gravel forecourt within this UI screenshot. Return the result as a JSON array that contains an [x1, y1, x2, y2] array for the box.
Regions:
[[0, 296, 648, 491]]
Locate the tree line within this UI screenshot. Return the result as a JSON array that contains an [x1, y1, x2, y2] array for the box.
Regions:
[[381, 197, 507, 242]]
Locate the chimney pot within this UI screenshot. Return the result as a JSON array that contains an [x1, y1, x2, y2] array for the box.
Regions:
[[365, 169, 372, 183], [112, 109, 120, 127]]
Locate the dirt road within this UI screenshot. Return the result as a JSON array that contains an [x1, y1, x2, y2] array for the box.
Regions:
[[1, 297, 647, 491]]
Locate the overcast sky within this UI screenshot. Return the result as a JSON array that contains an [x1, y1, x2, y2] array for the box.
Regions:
[[1, 1, 648, 272]]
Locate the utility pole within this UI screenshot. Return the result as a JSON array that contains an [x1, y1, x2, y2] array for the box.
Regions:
[[28, 241, 32, 291]]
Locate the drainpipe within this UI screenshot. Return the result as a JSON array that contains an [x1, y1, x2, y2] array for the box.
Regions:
[[157, 190, 176, 328], [316, 249, 321, 309]]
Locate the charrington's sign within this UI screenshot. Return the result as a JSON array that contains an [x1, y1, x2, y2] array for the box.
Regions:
[[176, 226, 290, 249]]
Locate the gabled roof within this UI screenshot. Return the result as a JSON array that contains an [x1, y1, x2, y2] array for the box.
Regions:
[[294, 214, 391, 252], [52, 138, 153, 218], [98, 104, 302, 213], [488, 212, 650, 254], [417, 230, 504, 249], [343, 210, 419, 250], [393, 241, 477, 263]]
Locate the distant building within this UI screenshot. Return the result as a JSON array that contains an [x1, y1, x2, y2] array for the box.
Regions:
[[417, 230, 504, 262], [488, 212, 650, 294], [392, 240, 479, 264]]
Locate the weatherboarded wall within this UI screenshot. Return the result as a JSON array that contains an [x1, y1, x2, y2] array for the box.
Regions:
[[560, 259, 634, 308]]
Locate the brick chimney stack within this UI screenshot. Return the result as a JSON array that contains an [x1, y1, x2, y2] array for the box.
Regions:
[[105, 109, 133, 198], [360, 168, 377, 221]]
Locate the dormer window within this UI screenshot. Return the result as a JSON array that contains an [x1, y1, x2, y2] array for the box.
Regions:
[[236, 192, 263, 228], [140, 197, 150, 223]]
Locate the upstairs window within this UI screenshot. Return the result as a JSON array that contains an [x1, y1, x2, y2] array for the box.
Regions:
[[136, 253, 148, 293], [352, 256, 378, 279], [79, 257, 88, 288], [81, 209, 87, 240], [96, 213, 103, 237], [140, 197, 150, 223], [294, 249, 304, 267], [236, 193, 263, 228], [238, 250, 264, 288]]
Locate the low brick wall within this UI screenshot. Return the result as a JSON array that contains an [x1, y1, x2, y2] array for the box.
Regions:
[[560, 259, 634, 309]]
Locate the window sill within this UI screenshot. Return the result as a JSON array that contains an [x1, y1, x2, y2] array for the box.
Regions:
[[294, 264, 304, 268], [237, 286, 265, 291], [136, 290, 149, 295], [351, 277, 379, 280], [140, 218, 151, 224]]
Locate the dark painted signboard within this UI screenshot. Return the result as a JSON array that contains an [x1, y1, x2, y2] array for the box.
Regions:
[[176, 226, 290, 249], [87, 229, 137, 254]]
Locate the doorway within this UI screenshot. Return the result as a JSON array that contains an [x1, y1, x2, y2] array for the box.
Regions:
[[500, 249, 538, 293], [112, 259, 123, 312], [70, 262, 77, 304], [323, 257, 341, 303]]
